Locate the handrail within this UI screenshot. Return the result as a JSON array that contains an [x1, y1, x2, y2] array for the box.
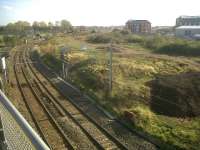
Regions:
[[0, 90, 50, 150]]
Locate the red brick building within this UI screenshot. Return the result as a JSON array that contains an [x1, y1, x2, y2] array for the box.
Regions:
[[126, 20, 151, 33]]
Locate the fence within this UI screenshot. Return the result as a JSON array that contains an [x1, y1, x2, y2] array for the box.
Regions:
[[0, 90, 49, 150]]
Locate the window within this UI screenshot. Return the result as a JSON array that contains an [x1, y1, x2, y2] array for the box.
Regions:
[[185, 30, 192, 36]]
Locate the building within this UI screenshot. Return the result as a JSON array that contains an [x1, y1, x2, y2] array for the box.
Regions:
[[175, 26, 200, 39], [126, 20, 151, 33], [152, 26, 174, 36], [176, 16, 200, 26]]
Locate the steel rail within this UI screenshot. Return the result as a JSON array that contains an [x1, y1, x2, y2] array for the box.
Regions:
[[21, 66, 74, 150], [1, 51, 50, 150], [26, 50, 129, 150]]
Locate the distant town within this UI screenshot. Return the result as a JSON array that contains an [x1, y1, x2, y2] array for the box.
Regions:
[[75, 15, 200, 40], [63, 15, 200, 41], [1, 15, 200, 40], [126, 16, 200, 40]]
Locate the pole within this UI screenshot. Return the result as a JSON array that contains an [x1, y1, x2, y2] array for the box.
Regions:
[[109, 44, 113, 95], [65, 50, 68, 80], [60, 49, 65, 79], [62, 62, 65, 79]]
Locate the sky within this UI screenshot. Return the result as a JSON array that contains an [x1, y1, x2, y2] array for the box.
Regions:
[[0, 0, 200, 26]]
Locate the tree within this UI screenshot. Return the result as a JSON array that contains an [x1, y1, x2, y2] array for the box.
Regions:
[[48, 22, 54, 28], [60, 19, 73, 32], [5, 21, 31, 35], [55, 21, 60, 27], [38, 21, 47, 28], [32, 21, 48, 32], [32, 21, 40, 32], [15, 21, 31, 31]]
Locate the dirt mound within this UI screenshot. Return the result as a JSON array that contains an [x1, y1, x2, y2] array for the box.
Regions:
[[148, 72, 200, 117]]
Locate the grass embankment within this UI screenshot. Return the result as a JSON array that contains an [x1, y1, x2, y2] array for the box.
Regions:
[[0, 35, 4, 47], [38, 34, 200, 150]]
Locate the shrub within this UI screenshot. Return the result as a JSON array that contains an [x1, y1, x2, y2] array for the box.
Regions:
[[87, 34, 111, 43], [3, 35, 17, 46], [125, 35, 144, 43], [143, 35, 166, 49], [41, 53, 62, 72], [156, 42, 200, 56]]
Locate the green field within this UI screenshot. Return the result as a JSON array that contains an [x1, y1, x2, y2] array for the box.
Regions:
[[37, 33, 200, 150]]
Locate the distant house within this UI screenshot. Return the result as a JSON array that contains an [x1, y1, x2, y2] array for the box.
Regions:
[[175, 26, 200, 39], [126, 20, 151, 34], [176, 16, 200, 26]]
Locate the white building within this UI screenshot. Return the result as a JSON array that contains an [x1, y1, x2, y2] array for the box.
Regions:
[[175, 26, 200, 39], [176, 16, 200, 26]]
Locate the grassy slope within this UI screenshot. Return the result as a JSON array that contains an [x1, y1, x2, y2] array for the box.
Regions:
[[38, 34, 200, 150], [0, 35, 4, 47]]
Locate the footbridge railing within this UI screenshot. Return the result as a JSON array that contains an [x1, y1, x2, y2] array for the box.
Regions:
[[0, 90, 49, 150]]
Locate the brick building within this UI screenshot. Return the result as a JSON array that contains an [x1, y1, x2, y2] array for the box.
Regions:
[[126, 20, 151, 33]]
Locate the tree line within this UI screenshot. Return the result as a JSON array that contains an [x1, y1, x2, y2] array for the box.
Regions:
[[0, 19, 73, 35]]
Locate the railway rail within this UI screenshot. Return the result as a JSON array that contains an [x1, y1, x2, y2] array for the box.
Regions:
[[13, 51, 73, 150], [26, 49, 158, 150], [12, 48, 130, 150], [23, 50, 127, 150], [11, 46, 158, 150]]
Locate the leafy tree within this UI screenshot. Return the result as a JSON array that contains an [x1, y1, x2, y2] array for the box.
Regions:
[[39, 21, 47, 28], [55, 21, 60, 27], [60, 19, 73, 32], [48, 22, 54, 29], [32, 21, 48, 32], [5, 21, 31, 35], [15, 21, 31, 31]]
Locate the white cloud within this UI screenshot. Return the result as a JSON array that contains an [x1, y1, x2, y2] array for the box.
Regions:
[[2, 5, 13, 11]]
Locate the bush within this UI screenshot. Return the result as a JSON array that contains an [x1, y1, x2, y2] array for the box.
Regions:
[[3, 35, 17, 46], [125, 35, 144, 43], [156, 42, 200, 56], [87, 34, 111, 43], [41, 53, 62, 72], [143, 35, 166, 49], [0, 36, 3, 46]]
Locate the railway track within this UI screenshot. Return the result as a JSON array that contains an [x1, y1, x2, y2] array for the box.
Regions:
[[27, 49, 159, 150], [12, 48, 129, 149], [11, 46, 158, 150], [13, 51, 50, 148], [13, 51, 73, 150], [23, 50, 128, 150]]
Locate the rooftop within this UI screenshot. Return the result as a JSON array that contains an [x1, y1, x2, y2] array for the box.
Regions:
[[176, 26, 200, 29], [126, 20, 151, 23], [178, 16, 200, 19]]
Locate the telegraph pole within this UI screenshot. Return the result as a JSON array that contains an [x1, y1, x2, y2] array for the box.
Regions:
[[108, 43, 113, 95], [60, 47, 65, 79], [60, 46, 68, 80]]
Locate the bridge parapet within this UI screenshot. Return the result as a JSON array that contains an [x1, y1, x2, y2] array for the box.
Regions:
[[0, 90, 49, 150]]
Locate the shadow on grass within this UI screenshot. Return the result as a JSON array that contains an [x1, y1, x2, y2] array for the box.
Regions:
[[147, 71, 200, 117], [154, 43, 200, 57]]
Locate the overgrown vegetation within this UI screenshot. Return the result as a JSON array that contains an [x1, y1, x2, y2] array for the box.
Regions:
[[38, 34, 200, 150], [41, 53, 62, 72], [3, 35, 17, 47], [87, 34, 111, 43], [86, 31, 200, 56], [0, 35, 4, 46]]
